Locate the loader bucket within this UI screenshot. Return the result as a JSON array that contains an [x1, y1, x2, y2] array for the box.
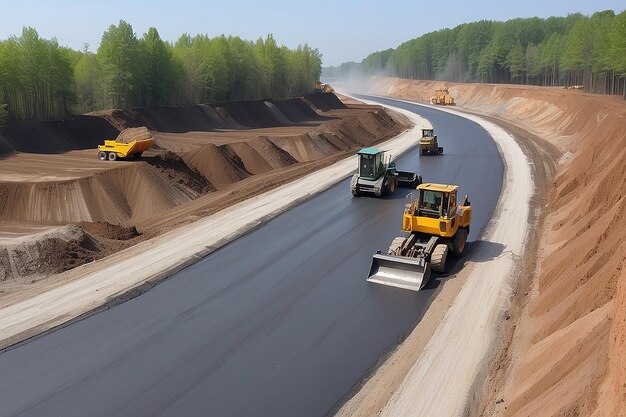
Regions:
[[366, 253, 431, 291]]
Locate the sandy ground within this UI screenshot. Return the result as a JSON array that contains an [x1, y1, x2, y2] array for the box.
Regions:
[[0, 98, 407, 290], [356, 78, 626, 417], [0, 104, 429, 350]]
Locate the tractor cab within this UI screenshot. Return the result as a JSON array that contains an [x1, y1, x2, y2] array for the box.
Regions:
[[357, 147, 394, 180]]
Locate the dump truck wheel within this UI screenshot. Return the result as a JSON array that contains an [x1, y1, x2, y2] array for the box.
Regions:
[[98, 151, 107, 161], [387, 237, 406, 255], [451, 229, 468, 258], [431, 244, 448, 273], [108, 152, 118, 161]]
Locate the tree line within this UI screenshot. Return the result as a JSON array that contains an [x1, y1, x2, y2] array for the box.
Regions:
[[0, 21, 322, 123], [324, 10, 626, 97]]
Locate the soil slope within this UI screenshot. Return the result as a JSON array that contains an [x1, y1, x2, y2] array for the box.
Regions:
[[0, 93, 408, 287], [365, 78, 626, 417]]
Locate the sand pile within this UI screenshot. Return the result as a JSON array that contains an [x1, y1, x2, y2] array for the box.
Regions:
[[0, 161, 202, 224], [0, 225, 101, 280], [0, 93, 405, 289], [115, 126, 153, 143], [370, 77, 626, 416]]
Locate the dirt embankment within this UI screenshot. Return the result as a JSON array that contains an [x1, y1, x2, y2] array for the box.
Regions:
[[0, 93, 408, 287], [367, 78, 626, 416]]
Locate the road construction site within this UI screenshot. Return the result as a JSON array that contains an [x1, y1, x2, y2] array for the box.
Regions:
[[0, 89, 516, 416], [0, 79, 623, 417]]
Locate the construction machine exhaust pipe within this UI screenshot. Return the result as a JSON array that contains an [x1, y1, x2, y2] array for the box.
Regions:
[[366, 253, 431, 291]]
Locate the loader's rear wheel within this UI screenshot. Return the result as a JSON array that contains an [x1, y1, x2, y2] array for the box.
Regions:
[[431, 244, 448, 273], [98, 151, 107, 161], [108, 152, 118, 161], [451, 229, 468, 258], [387, 237, 406, 256]]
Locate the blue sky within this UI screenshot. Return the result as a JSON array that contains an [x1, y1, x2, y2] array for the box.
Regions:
[[0, 0, 623, 66]]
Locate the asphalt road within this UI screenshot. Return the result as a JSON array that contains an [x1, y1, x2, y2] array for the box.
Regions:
[[0, 97, 503, 417]]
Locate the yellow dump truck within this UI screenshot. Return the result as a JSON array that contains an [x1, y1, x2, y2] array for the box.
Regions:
[[97, 127, 154, 161], [431, 88, 455, 105]]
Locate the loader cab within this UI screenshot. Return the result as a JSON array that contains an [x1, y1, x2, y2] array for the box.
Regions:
[[422, 128, 435, 138], [357, 147, 392, 180], [416, 184, 458, 219]]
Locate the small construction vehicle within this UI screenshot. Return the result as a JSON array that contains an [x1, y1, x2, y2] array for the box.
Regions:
[[97, 127, 154, 161], [350, 147, 421, 197], [367, 183, 471, 291], [419, 128, 443, 155], [314, 80, 334, 93], [431, 88, 455, 105]]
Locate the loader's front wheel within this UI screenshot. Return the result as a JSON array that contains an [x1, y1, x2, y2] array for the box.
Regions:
[[98, 151, 107, 161], [108, 152, 118, 161], [431, 244, 448, 273], [387, 237, 406, 256], [451, 229, 468, 258]]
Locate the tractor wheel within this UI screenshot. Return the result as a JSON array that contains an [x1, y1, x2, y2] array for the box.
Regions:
[[431, 243, 448, 273], [451, 228, 468, 258], [98, 151, 107, 161], [387, 178, 397, 195], [387, 237, 406, 255], [108, 152, 118, 161]]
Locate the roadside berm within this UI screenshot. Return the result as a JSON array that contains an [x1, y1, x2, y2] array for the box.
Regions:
[[336, 78, 626, 417], [0, 93, 408, 294]]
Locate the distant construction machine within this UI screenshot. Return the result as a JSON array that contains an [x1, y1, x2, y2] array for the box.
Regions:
[[367, 183, 471, 291], [350, 147, 422, 197], [97, 127, 154, 161], [431, 88, 455, 105], [419, 128, 443, 155], [315, 81, 335, 93]]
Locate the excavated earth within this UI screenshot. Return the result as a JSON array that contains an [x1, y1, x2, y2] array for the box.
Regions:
[[0, 93, 408, 295], [357, 78, 626, 417]]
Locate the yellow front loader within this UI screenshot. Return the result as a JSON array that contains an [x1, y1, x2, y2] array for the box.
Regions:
[[367, 183, 471, 291], [431, 88, 455, 105]]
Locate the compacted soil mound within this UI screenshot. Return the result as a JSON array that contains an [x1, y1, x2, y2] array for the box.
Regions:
[[0, 225, 101, 280], [0, 92, 408, 292]]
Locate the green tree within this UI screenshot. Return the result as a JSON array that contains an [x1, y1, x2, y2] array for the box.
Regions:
[[98, 20, 141, 108]]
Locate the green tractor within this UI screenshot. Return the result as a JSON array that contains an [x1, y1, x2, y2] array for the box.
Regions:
[[350, 147, 421, 197]]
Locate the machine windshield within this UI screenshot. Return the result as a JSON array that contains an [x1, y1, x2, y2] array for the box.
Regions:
[[420, 190, 443, 215], [359, 154, 381, 179]]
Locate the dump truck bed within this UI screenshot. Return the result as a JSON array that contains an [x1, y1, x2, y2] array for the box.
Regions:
[[98, 138, 154, 158]]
